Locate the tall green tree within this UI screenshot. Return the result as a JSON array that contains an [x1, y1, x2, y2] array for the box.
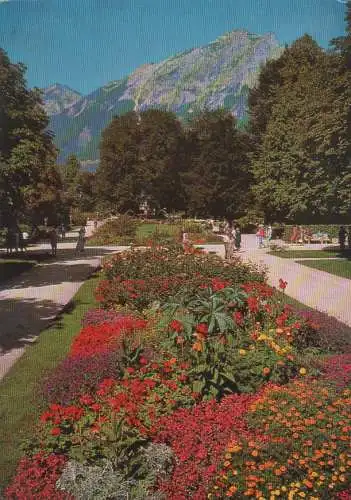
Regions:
[[249, 35, 351, 222], [96, 110, 184, 213], [96, 111, 140, 213], [182, 110, 253, 218], [0, 48, 61, 227]]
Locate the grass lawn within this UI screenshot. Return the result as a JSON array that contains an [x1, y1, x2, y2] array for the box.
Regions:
[[0, 259, 36, 283], [296, 259, 351, 280], [0, 273, 100, 492], [268, 249, 349, 259]]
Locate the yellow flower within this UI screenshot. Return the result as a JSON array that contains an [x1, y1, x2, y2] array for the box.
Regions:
[[299, 368, 307, 376], [239, 349, 246, 355]]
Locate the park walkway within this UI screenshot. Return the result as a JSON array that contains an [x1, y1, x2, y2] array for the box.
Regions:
[[237, 235, 351, 327], [0, 222, 125, 380]]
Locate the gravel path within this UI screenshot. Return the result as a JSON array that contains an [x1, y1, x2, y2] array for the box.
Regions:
[[0, 222, 126, 380], [238, 235, 351, 327]]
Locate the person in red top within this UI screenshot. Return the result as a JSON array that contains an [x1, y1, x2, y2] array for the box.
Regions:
[[256, 224, 265, 248]]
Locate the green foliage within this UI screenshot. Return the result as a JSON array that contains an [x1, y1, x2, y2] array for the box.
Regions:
[[88, 216, 137, 245], [101, 246, 265, 284], [56, 443, 173, 500], [182, 109, 253, 218], [248, 32, 351, 223], [96, 110, 184, 213], [0, 48, 62, 228]]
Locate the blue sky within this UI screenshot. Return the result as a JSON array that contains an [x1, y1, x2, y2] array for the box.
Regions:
[[0, 0, 347, 94]]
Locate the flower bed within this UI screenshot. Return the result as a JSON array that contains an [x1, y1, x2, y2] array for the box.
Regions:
[[88, 218, 223, 246], [5, 246, 350, 499]]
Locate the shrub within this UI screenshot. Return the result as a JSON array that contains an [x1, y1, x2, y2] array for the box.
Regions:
[[88, 216, 137, 245]]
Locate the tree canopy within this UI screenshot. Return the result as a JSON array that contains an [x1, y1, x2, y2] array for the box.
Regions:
[[0, 48, 62, 227], [247, 31, 351, 223]]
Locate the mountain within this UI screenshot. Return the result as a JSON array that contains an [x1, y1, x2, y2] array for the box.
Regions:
[[45, 30, 283, 165], [42, 84, 82, 116]]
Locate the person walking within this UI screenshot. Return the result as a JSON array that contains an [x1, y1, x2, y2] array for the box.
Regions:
[[257, 225, 265, 248], [49, 227, 58, 257], [75, 226, 86, 254], [338, 226, 347, 251], [59, 223, 66, 240], [266, 224, 272, 246], [181, 230, 191, 253], [6, 230, 14, 254], [290, 225, 299, 244], [224, 221, 234, 259], [234, 226, 241, 251]]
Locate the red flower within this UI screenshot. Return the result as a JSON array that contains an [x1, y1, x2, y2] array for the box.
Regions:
[[196, 323, 208, 335], [169, 320, 183, 333], [279, 278, 288, 290], [90, 403, 102, 412], [233, 311, 244, 326], [139, 356, 148, 365], [50, 427, 61, 436], [79, 394, 94, 406], [247, 296, 259, 313]]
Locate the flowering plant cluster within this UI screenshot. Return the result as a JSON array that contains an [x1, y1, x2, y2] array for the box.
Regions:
[[102, 246, 265, 283], [210, 381, 351, 499], [36, 359, 196, 464], [5, 452, 71, 500], [69, 316, 147, 357], [6, 242, 351, 499]]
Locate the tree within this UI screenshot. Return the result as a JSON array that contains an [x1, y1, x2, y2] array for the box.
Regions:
[[96, 110, 184, 213], [136, 109, 184, 211], [331, 0, 351, 69], [0, 48, 61, 227], [249, 35, 351, 222], [182, 110, 253, 218], [96, 112, 140, 213]]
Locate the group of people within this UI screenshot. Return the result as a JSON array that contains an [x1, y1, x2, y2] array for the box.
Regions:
[[223, 221, 242, 260], [48, 225, 86, 257], [338, 226, 351, 251], [5, 230, 29, 253], [256, 224, 272, 248]]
